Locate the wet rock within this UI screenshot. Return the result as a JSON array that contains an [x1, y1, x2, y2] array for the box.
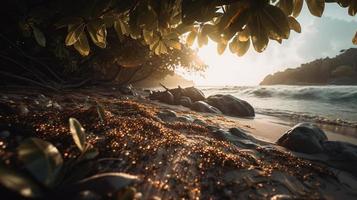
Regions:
[[178, 96, 192, 107], [277, 123, 328, 154], [193, 119, 207, 126], [153, 91, 174, 105], [0, 102, 16, 114], [322, 141, 357, 176], [205, 94, 255, 117], [177, 115, 194, 123], [157, 109, 177, 122], [229, 128, 254, 140], [214, 129, 259, 148], [191, 101, 222, 114], [119, 84, 134, 95], [0, 130, 10, 138], [181, 87, 205, 102]]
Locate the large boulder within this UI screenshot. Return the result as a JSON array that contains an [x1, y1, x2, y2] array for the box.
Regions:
[[322, 141, 357, 176], [277, 123, 328, 154], [205, 94, 255, 117], [181, 87, 205, 102], [191, 101, 221, 114]]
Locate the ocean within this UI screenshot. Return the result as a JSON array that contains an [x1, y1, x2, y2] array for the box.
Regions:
[[199, 85, 357, 137]]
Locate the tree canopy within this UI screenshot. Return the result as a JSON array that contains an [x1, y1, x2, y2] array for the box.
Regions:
[[12, 0, 356, 57], [0, 0, 356, 88]]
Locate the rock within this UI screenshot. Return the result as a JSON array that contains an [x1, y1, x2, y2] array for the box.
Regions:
[[205, 94, 255, 117], [322, 141, 357, 176], [178, 96, 192, 107], [229, 128, 252, 140], [177, 115, 194, 123], [158, 91, 175, 104], [193, 119, 207, 126], [181, 87, 205, 102], [119, 84, 134, 95], [157, 109, 177, 122], [0, 102, 16, 114], [191, 101, 222, 114], [276, 123, 328, 154], [0, 130, 10, 138], [150, 91, 175, 105]]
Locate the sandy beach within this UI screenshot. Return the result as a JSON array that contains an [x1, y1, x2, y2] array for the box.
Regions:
[[0, 88, 357, 199]]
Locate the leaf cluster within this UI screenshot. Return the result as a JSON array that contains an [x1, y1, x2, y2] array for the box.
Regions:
[[23, 0, 357, 57]]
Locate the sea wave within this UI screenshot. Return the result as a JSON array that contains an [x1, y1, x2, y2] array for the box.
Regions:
[[199, 85, 357, 126], [201, 86, 357, 103]]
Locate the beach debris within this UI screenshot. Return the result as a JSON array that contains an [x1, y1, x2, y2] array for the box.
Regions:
[[277, 123, 327, 154], [151, 90, 175, 105], [119, 84, 135, 95], [205, 94, 255, 117], [191, 101, 222, 114], [157, 109, 177, 122], [178, 96, 192, 107], [150, 84, 205, 105]]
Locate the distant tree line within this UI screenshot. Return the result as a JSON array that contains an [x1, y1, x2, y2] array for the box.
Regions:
[[260, 48, 357, 85]]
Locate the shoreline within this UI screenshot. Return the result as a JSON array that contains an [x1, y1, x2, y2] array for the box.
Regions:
[[150, 99, 357, 145]]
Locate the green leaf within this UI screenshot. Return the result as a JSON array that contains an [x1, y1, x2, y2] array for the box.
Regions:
[[353, 31, 357, 45], [306, 0, 325, 17], [261, 5, 290, 40], [143, 29, 154, 44], [74, 32, 90, 56], [69, 118, 86, 152], [31, 25, 46, 47], [65, 23, 85, 46], [17, 138, 63, 187], [96, 103, 105, 123], [278, 0, 294, 16], [348, 1, 357, 16], [0, 165, 43, 198], [164, 39, 182, 50], [217, 42, 227, 55], [292, 0, 304, 17], [287, 16, 301, 33], [197, 30, 208, 48], [249, 16, 269, 53], [74, 172, 138, 194], [236, 39, 250, 57], [154, 41, 168, 55], [87, 20, 107, 48], [230, 36, 250, 56], [186, 30, 197, 46], [238, 28, 250, 42]]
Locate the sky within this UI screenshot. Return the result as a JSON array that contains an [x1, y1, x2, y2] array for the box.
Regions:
[[181, 3, 357, 86]]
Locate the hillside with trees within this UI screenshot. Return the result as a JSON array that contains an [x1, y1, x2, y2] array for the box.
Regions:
[[260, 48, 357, 85]]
